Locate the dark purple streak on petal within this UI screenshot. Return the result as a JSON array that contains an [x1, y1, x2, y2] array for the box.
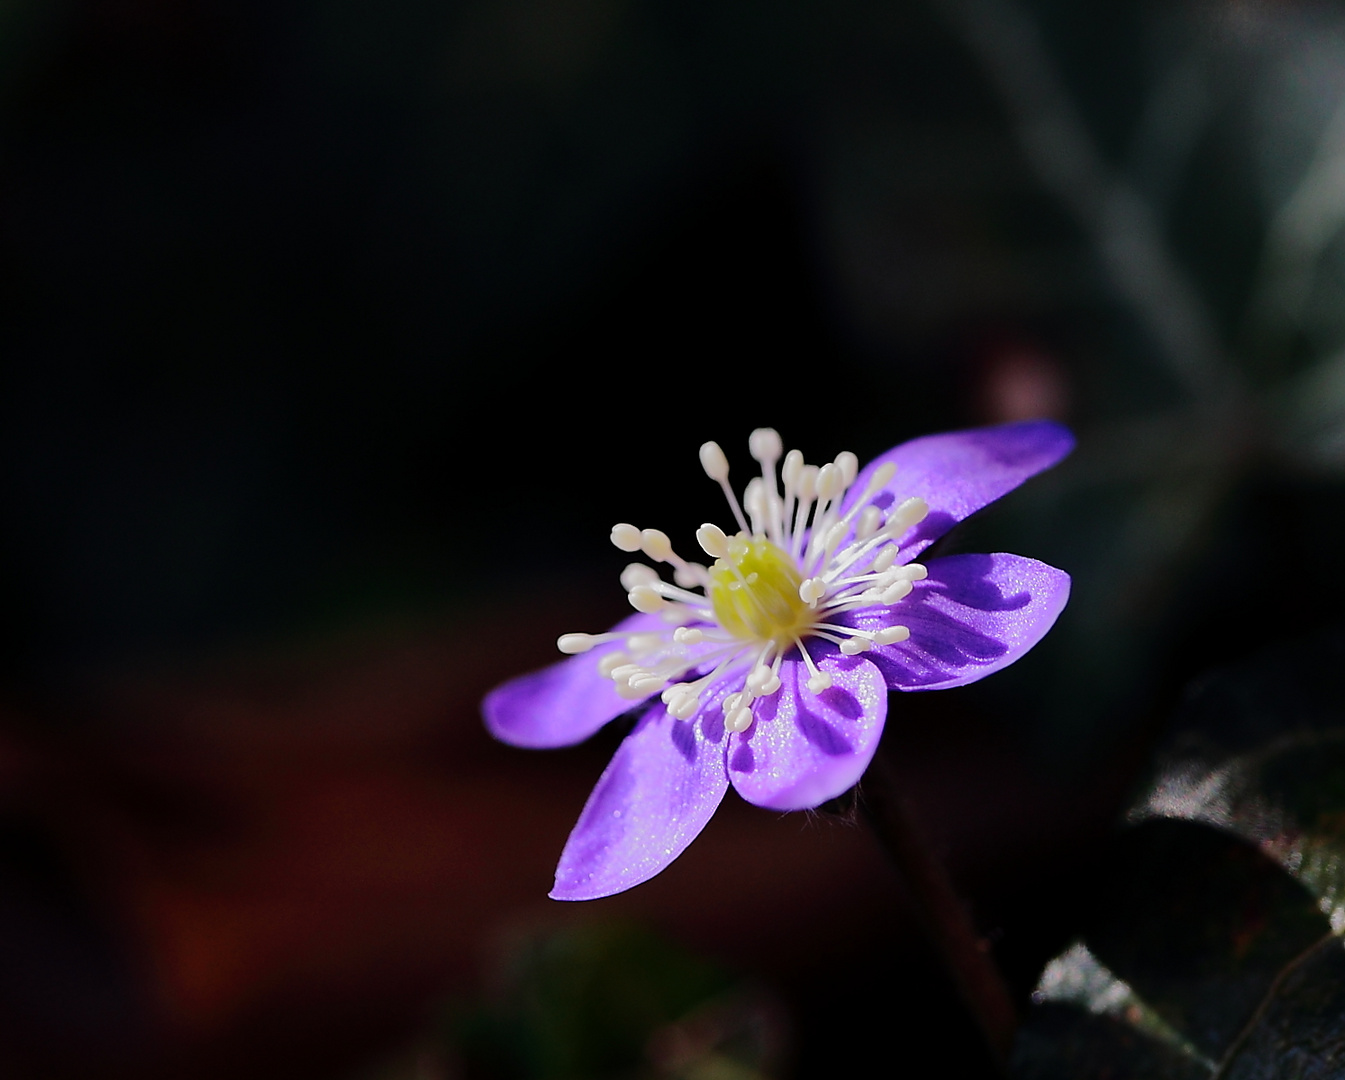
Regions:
[[729, 653, 887, 811], [845, 553, 1070, 691], [550, 691, 732, 901]]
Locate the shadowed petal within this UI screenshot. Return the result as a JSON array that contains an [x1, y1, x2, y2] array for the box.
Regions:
[[849, 553, 1070, 691], [841, 420, 1074, 560], [551, 692, 731, 901], [728, 653, 887, 811], [483, 613, 666, 748]]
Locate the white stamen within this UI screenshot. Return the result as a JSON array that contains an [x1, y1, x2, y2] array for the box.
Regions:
[[620, 563, 659, 590], [673, 562, 708, 588], [696, 523, 730, 559], [878, 579, 914, 605], [640, 528, 673, 562], [799, 577, 827, 605], [874, 625, 910, 645], [871, 545, 898, 573], [749, 428, 782, 464], [626, 633, 664, 653], [557, 633, 597, 654], [628, 585, 666, 613], [816, 461, 844, 502], [598, 651, 630, 677], [886, 496, 929, 537], [611, 523, 642, 552], [673, 626, 704, 644], [726, 706, 753, 733], [856, 505, 882, 541], [699, 441, 730, 481], [630, 674, 666, 695], [806, 672, 832, 693], [835, 451, 858, 489], [743, 476, 767, 535], [746, 665, 780, 695], [839, 637, 870, 655]]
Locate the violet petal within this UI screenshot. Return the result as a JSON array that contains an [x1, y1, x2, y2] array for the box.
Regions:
[[728, 652, 887, 811], [849, 552, 1070, 691], [841, 420, 1074, 560], [482, 612, 666, 748], [550, 693, 731, 900]]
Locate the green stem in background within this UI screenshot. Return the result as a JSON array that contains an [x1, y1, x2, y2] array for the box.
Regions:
[[861, 747, 1017, 1073]]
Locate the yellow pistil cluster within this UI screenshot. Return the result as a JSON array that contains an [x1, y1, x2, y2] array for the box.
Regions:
[[707, 536, 811, 646]]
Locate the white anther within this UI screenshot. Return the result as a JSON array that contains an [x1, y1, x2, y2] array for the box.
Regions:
[[630, 674, 667, 695], [840, 637, 870, 655], [747, 664, 780, 699], [673, 626, 704, 644], [806, 672, 833, 694], [835, 451, 858, 488], [673, 561, 707, 588], [856, 505, 882, 541], [899, 562, 928, 581], [871, 462, 896, 489], [874, 625, 910, 645], [628, 585, 666, 613], [871, 545, 898, 573], [796, 465, 818, 501], [722, 691, 744, 714], [749, 428, 782, 463], [879, 579, 914, 605], [667, 690, 700, 720], [726, 706, 754, 734], [619, 563, 658, 591], [743, 476, 767, 530], [817, 462, 844, 501], [799, 577, 827, 605], [557, 633, 596, 654], [886, 497, 929, 536], [610, 523, 642, 552], [782, 449, 804, 489], [598, 651, 630, 677], [699, 441, 730, 482], [639, 528, 673, 562], [617, 680, 652, 699], [822, 520, 848, 553], [626, 633, 663, 653], [696, 523, 730, 559], [609, 664, 642, 681]]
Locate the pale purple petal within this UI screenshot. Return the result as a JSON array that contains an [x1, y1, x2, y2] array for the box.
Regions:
[[842, 420, 1074, 560], [550, 692, 732, 900], [727, 652, 887, 811], [843, 553, 1070, 691], [482, 612, 666, 749]]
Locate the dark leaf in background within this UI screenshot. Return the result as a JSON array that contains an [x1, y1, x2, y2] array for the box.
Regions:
[[1014, 628, 1345, 1078]]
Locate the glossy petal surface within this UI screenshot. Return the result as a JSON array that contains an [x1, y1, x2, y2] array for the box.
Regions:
[[728, 652, 887, 811], [848, 552, 1070, 691], [483, 613, 664, 748], [551, 694, 731, 900], [842, 420, 1074, 560]]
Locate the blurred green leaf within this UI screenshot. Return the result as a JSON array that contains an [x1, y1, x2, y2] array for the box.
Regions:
[[1014, 628, 1345, 1077], [445, 922, 784, 1080]]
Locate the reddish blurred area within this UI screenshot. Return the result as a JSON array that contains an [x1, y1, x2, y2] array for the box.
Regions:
[[0, 589, 1107, 1079]]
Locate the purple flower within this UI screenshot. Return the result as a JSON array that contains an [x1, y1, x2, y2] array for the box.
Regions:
[[484, 421, 1074, 900]]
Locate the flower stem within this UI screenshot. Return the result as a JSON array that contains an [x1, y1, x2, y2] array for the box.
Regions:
[[860, 748, 1017, 1071]]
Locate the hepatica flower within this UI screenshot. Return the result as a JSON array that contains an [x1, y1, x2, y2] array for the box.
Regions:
[[484, 421, 1073, 900]]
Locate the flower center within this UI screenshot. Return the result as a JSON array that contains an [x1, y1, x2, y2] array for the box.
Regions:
[[707, 536, 811, 645]]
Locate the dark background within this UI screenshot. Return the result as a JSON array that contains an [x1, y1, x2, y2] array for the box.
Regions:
[[3, 0, 1345, 1076]]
